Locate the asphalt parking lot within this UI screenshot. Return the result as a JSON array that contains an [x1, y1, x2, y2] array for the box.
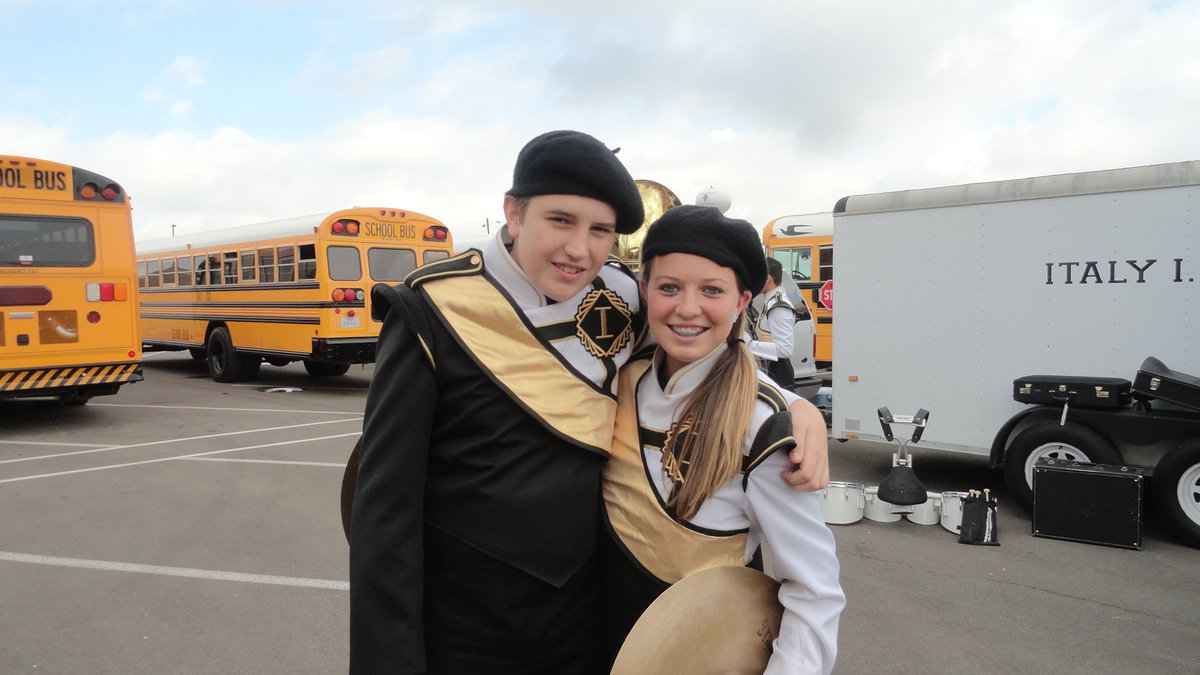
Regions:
[[1, 353, 1198, 673]]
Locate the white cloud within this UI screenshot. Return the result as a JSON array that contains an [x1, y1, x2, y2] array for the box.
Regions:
[[141, 56, 205, 108], [163, 56, 205, 88], [4, 0, 1199, 247]]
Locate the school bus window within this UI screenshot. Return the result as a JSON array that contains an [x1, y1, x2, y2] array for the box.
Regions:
[[771, 246, 812, 282], [258, 247, 275, 282], [424, 249, 450, 264], [298, 244, 317, 281], [193, 255, 207, 285], [222, 252, 238, 285], [137, 261, 148, 287], [277, 246, 295, 282], [0, 215, 94, 267], [240, 250, 256, 282], [177, 256, 193, 287], [327, 245, 362, 281], [368, 247, 417, 282], [162, 257, 177, 286], [207, 255, 221, 285], [819, 245, 833, 281], [147, 259, 161, 288]]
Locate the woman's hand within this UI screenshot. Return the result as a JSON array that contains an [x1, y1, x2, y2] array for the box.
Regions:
[[783, 398, 829, 491]]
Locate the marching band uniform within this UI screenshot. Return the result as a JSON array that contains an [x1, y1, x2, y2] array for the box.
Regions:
[[601, 345, 844, 675], [350, 230, 644, 673], [746, 287, 796, 388]]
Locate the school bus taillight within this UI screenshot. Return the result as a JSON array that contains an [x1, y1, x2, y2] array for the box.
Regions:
[[332, 288, 364, 302], [423, 226, 448, 241], [331, 219, 361, 236], [87, 311, 101, 324], [86, 282, 127, 302], [77, 182, 123, 202]]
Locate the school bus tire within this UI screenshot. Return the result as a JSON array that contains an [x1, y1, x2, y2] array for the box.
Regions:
[[303, 360, 351, 377], [1152, 443, 1200, 549], [207, 327, 249, 383]]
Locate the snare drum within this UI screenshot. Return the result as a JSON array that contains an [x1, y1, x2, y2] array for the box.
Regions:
[[819, 482, 865, 525], [905, 492, 942, 525], [864, 486, 901, 522], [940, 491, 969, 533]]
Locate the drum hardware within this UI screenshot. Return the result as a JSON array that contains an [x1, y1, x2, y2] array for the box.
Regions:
[[904, 492, 942, 525], [940, 491, 969, 534], [875, 407, 930, 506], [820, 486, 985, 537], [863, 485, 902, 523], [819, 482, 866, 525]]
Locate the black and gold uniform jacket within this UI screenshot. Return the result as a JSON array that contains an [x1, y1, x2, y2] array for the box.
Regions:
[[349, 233, 643, 672]]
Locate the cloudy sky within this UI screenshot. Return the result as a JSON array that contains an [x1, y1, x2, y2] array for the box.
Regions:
[[3, 0, 1198, 246]]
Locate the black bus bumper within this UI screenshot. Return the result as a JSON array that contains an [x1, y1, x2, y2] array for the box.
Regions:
[[312, 338, 377, 364]]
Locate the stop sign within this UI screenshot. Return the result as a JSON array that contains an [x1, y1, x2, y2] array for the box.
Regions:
[[819, 280, 833, 310]]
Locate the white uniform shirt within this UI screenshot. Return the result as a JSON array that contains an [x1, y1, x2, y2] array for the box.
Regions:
[[746, 287, 795, 363], [636, 345, 844, 674]]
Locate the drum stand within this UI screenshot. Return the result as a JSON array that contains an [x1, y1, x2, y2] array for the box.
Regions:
[[875, 407, 930, 506]]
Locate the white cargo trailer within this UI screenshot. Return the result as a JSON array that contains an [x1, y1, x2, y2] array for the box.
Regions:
[[831, 160, 1200, 548]]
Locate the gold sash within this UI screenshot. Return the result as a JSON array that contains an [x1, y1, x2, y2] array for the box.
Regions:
[[422, 273, 618, 453], [602, 360, 749, 583]]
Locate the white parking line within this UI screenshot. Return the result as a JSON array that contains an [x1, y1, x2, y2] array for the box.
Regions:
[[0, 432, 361, 484], [0, 440, 107, 448], [182, 457, 346, 467], [94, 403, 364, 414], [0, 551, 348, 590], [0, 418, 362, 465]]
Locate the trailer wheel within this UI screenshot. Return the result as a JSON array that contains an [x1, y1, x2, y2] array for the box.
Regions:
[[207, 327, 249, 383], [1004, 421, 1121, 511], [1152, 444, 1200, 549]]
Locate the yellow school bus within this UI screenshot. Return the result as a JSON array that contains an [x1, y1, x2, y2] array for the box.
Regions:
[[1, 156, 142, 404], [136, 208, 452, 382], [762, 212, 834, 368]]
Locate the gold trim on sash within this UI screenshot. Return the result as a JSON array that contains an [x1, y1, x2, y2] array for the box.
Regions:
[[422, 274, 617, 452], [603, 361, 749, 584]]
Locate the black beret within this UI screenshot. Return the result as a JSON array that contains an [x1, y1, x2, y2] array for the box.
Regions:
[[506, 130, 644, 234], [641, 204, 767, 293]]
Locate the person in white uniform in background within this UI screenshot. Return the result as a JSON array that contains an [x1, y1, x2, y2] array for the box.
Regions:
[[601, 205, 843, 674], [745, 256, 796, 389]]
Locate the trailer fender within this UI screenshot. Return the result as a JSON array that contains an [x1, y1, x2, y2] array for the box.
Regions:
[[989, 407, 1044, 468]]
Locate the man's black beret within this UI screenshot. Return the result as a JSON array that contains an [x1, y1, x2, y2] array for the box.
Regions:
[[506, 130, 644, 234], [640, 204, 767, 293]]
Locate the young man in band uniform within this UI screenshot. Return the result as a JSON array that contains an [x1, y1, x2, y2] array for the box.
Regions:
[[348, 130, 829, 673]]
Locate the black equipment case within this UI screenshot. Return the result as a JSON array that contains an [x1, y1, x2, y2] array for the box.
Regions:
[[1013, 375, 1131, 408], [1032, 458, 1144, 550], [1132, 356, 1200, 411]]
